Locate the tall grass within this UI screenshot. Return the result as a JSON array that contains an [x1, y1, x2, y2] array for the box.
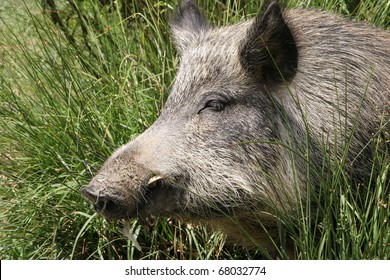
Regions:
[[289, 131, 389, 259], [0, 0, 389, 259]]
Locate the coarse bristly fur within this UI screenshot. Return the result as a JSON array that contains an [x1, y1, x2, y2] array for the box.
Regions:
[[82, 0, 390, 258]]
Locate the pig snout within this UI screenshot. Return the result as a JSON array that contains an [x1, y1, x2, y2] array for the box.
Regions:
[[81, 159, 168, 220], [82, 181, 134, 220], [82, 184, 120, 215]]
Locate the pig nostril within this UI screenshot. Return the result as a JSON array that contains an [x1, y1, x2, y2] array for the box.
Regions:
[[81, 186, 117, 214], [81, 185, 99, 201]]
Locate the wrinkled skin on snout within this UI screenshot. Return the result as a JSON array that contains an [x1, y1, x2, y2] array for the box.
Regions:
[[82, 0, 390, 256]]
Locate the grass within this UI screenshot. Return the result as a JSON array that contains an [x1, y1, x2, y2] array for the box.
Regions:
[[0, 0, 389, 259]]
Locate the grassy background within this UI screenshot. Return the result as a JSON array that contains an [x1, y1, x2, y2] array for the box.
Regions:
[[0, 0, 389, 259]]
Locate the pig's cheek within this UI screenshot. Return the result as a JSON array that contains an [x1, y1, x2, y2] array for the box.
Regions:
[[190, 114, 205, 135]]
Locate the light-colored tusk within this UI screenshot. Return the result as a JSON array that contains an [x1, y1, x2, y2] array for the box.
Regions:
[[147, 175, 163, 187]]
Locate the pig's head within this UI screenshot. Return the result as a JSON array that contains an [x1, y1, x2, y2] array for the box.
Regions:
[[82, 0, 298, 248]]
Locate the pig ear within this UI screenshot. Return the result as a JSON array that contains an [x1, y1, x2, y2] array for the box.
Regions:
[[170, 0, 210, 54], [240, 2, 298, 84]]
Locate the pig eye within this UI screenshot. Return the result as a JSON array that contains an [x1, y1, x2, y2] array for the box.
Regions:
[[202, 100, 226, 112]]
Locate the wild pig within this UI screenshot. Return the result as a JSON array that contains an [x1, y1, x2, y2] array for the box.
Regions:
[[82, 0, 390, 256]]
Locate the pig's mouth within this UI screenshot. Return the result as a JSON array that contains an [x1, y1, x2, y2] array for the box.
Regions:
[[81, 174, 183, 221]]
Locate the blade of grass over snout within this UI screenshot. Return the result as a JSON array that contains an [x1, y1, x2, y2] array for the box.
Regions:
[[1, 0, 389, 260]]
